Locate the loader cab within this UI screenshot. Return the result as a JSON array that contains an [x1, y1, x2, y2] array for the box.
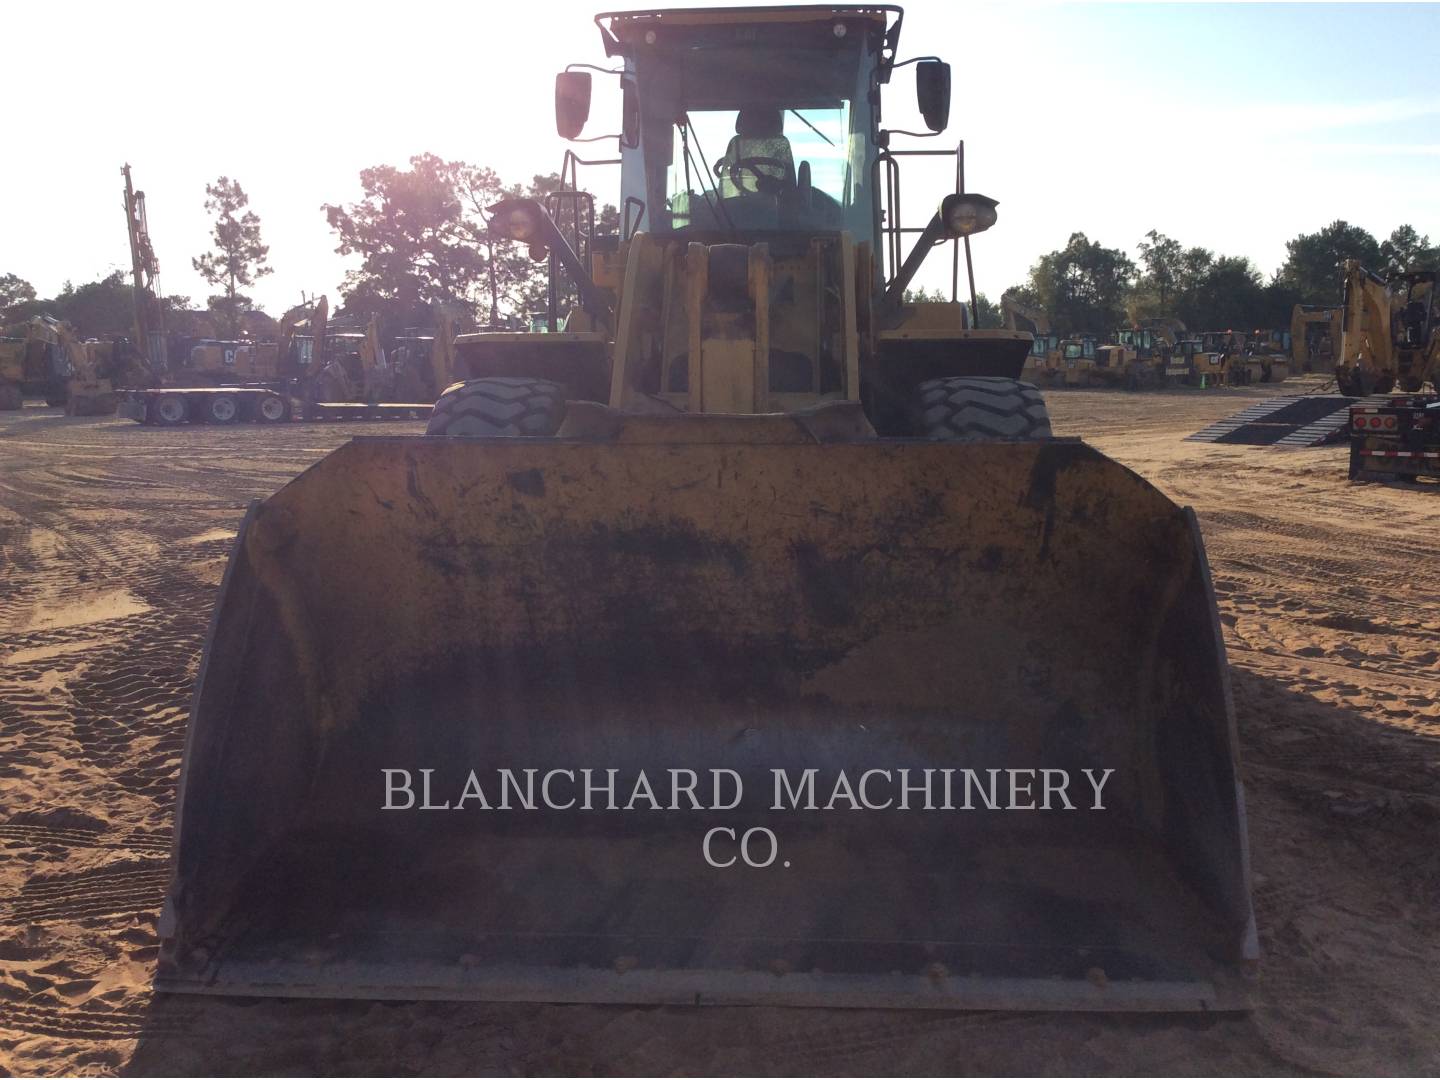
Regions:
[[610, 16, 880, 238], [327, 331, 366, 374], [574, 6, 959, 254], [1115, 328, 1156, 359], [1199, 331, 1241, 355], [1390, 271, 1435, 349], [1248, 328, 1290, 356]]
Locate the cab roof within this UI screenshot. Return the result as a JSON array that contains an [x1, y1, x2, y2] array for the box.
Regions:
[[597, 5, 904, 75]]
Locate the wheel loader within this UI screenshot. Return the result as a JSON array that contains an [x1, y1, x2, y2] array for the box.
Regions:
[[159, 4, 1255, 1012], [1242, 329, 1290, 383], [1291, 304, 1342, 374]]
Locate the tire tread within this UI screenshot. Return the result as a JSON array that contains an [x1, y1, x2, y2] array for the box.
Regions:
[[911, 376, 1053, 440], [426, 377, 566, 437]]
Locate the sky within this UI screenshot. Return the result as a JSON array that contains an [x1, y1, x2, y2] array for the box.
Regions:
[[6, 1, 1439, 315]]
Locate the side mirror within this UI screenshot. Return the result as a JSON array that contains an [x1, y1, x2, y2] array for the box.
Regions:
[[555, 71, 592, 139], [621, 80, 640, 148], [916, 60, 951, 133]]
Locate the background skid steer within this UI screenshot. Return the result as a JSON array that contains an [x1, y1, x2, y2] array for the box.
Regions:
[[159, 4, 1255, 1011]]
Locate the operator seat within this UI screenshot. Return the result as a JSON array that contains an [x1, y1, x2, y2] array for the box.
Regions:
[[718, 106, 796, 197]]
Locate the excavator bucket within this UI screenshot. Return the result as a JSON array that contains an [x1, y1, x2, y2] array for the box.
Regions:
[[158, 420, 1255, 1011]]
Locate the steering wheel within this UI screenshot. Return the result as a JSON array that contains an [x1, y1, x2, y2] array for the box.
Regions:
[[716, 155, 791, 195]]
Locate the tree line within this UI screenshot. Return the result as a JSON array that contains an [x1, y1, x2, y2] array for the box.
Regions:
[[1003, 221, 1438, 336], [2, 152, 1435, 341], [0, 154, 609, 340]]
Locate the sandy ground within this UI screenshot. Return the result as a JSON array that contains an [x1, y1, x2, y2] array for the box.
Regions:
[[1, 383, 1437, 1076]]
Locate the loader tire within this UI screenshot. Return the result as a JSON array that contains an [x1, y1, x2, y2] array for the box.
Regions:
[[0, 384, 22, 411], [912, 376, 1052, 440], [425, 377, 566, 437]]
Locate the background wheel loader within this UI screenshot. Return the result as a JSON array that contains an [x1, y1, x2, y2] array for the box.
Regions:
[[1292, 304, 1342, 374], [159, 3, 1255, 1012], [1244, 328, 1291, 382]]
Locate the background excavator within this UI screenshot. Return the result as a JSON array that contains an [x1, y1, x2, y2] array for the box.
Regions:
[[1337, 261, 1437, 396], [159, 3, 1254, 1013]]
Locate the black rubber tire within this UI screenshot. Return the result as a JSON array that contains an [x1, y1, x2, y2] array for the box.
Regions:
[[206, 394, 240, 424], [255, 393, 291, 422], [150, 394, 188, 426], [425, 377, 566, 437], [911, 376, 1052, 440], [0, 384, 22, 411]]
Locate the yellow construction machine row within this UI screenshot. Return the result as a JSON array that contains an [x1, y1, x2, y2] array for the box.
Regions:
[[0, 316, 119, 415], [158, 4, 1255, 1012], [114, 166, 446, 425], [1013, 317, 1288, 390], [114, 300, 456, 425]]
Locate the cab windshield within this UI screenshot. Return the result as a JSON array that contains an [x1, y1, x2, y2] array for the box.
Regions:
[[630, 38, 874, 236], [668, 103, 855, 230]]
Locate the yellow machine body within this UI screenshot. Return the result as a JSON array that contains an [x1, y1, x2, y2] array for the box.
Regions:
[[158, 2, 1254, 1013]]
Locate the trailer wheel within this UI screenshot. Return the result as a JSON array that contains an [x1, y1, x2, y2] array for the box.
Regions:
[[206, 394, 240, 424], [425, 377, 566, 437], [255, 393, 290, 422], [151, 394, 188, 426], [911, 376, 1052, 440]]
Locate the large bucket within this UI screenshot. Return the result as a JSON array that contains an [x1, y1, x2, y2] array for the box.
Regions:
[[158, 419, 1255, 1010]]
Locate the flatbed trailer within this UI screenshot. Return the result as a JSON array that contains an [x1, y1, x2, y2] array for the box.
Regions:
[[1348, 394, 1440, 482], [117, 386, 432, 425]]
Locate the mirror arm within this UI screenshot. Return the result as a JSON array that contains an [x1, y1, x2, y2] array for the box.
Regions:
[[532, 210, 615, 321], [881, 212, 948, 312], [880, 128, 941, 140], [565, 63, 623, 76]]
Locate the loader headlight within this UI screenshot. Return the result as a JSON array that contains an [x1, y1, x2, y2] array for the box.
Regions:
[[940, 192, 999, 238], [488, 198, 547, 245]]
